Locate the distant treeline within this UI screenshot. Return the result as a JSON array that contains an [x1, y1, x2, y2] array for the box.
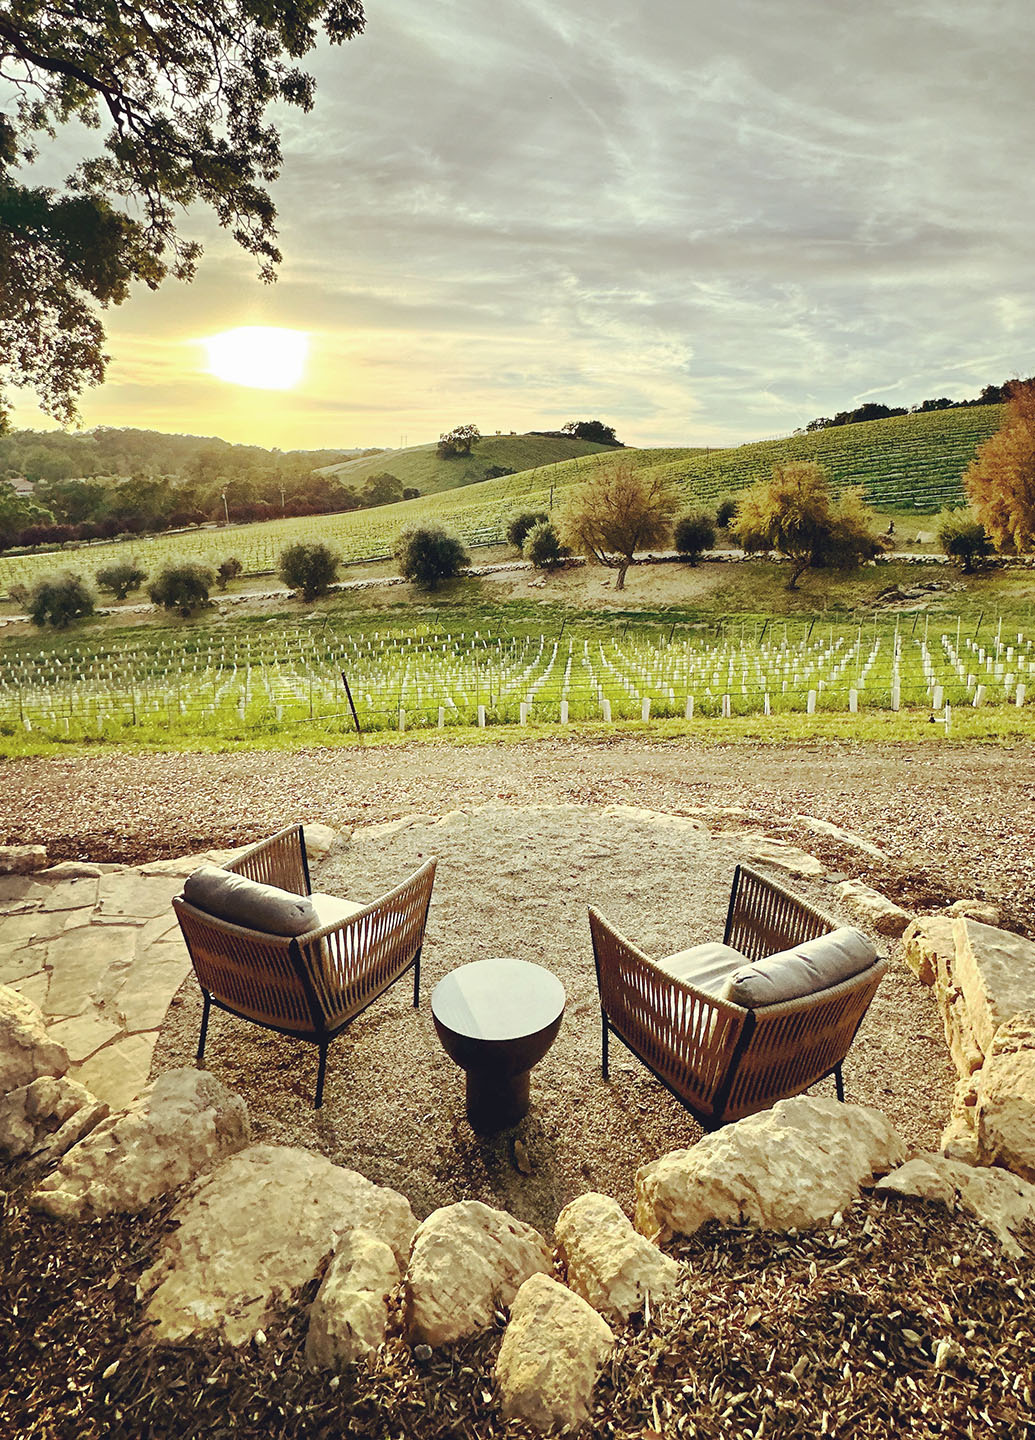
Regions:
[[805, 378, 1031, 432], [0, 427, 421, 553]]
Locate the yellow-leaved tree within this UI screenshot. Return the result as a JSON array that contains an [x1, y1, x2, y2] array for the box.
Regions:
[[965, 380, 1035, 552], [559, 461, 679, 590], [732, 462, 883, 590]]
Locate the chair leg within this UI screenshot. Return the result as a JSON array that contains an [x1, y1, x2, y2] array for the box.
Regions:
[[413, 948, 421, 1008], [834, 1063, 845, 1103], [196, 992, 211, 1064], [601, 1012, 610, 1080], [314, 1040, 329, 1109]]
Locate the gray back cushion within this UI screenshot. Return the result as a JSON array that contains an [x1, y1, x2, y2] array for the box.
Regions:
[[183, 864, 318, 937], [722, 927, 877, 1009]]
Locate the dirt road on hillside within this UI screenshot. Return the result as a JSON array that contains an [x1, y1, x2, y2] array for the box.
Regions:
[[4, 736, 1035, 928]]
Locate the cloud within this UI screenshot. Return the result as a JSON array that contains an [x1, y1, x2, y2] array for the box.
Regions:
[[8, 0, 1034, 447]]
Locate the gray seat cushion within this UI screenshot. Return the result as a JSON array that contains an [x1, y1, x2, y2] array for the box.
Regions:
[[722, 927, 877, 1008], [183, 865, 319, 937], [657, 941, 749, 1000]]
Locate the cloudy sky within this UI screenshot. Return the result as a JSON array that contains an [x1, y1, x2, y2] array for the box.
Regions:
[[9, 0, 1035, 450]]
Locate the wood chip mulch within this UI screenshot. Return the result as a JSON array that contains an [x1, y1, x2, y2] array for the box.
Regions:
[[2, 1178, 1032, 1440]]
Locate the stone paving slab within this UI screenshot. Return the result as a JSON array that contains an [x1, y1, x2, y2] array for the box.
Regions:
[[0, 858, 198, 1109]]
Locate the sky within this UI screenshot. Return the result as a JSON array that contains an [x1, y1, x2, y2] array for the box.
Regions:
[[7, 0, 1035, 451]]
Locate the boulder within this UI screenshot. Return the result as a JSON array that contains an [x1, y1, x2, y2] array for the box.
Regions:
[[305, 1228, 400, 1369], [31, 1068, 250, 1220], [837, 880, 911, 938], [0, 1075, 107, 1162], [940, 1076, 981, 1166], [952, 920, 1035, 1057], [0, 845, 47, 875], [302, 824, 347, 859], [495, 1273, 614, 1433], [942, 899, 1003, 926], [0, 985, 69, 1093], [975, 1013, 1035, 1182], [940, 980, 985, 1078], [405, 1200, 551, 1347], [554, 1191, 680, 1322], [876, 1152, 1035, 1259], [901, 915, 954, 988], [140, 1144, 416, 1345], [635, 1098, 907, 1242]]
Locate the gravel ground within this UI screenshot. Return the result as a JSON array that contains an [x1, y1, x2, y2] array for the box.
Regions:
[[144, 798, 954, 1236]]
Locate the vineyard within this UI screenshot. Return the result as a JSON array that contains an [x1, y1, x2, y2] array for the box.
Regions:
[[0, 405, 1003, 597], [0, 610, 1029, 745]]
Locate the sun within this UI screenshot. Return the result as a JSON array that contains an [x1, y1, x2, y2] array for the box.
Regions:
[[202, 326, 309, 390]]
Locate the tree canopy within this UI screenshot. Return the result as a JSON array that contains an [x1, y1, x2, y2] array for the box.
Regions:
[[560, 461, 678, 590], [437, 425, 480, 459], [0, 0, 365, 428], [965, 380, 1035, 553], [732, 462, 882, 589], [561, 420, 623, 447]]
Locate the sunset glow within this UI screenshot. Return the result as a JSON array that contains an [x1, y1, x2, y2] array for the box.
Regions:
[[203, 327, 309, 391]]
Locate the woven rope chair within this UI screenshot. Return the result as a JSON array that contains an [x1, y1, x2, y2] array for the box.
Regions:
[[589, 864, 886, 1130], [173, 824, 437, 1107]]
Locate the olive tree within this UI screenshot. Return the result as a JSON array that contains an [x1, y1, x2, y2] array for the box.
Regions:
[[96, 562, 147, 600], [673, 512, 717, 566], [27, 572, 95, 628], [148, 564, 214, 615], [937, 508, 995, 573], [279, 542, 339, 600], [396, 525, 469, 589]]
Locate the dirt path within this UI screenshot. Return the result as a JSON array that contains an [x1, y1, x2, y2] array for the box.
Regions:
[[4, 736, 1035, 927]]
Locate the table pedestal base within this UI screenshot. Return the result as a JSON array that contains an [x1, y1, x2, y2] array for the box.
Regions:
[[465, 1067, 530, 1133]]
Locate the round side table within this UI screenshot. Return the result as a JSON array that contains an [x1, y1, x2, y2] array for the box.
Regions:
[[431, 957, 566, 1133]]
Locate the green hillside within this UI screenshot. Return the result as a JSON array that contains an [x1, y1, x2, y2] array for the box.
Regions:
[[316, 432, 616, 495], [664, 404, 1004, 512], [0, 406, 1005, 594]]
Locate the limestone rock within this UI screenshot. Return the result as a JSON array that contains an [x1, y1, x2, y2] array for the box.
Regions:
[[876, 1152, 1035, 1259], [140, 1144, 416, 1345], [0, 1074, 107, 1160], [554, 1191, 680, 1322], [0, 985, 69, 1093], [737, 834, 826, 878], [952, 920, 1035, 1057], [405, 1200, 551, 1347], [940, 1076, 981, 1165], [42, 862, 106, 880], [303, 823, 347, 859], [31, 1068, 250, 1220], [975, 1013, 1035, 1182], [942, 898, 1003, 926], [901, 915, 954, 988], [305, 1228, 400, 1369], [837, 880, 911, 938], [0, 844, 47, 875], [793, 815, 889, 861], [635, 1098, 907, 1242], [495, 1273, 614, 1433]]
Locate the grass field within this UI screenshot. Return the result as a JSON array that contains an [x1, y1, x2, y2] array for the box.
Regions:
[[3, 567, 1033, 753], [0, 406, 1004, 597]]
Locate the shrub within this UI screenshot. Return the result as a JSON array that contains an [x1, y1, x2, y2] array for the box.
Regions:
[[715, 496, 738, 529], [216, 556, 244, 590], [673, 512, 717, 566], [506, 510, 549, 550], [278, 542, 339, 601], [731, 463, 882, 589], [396, 525, 469, 589], [938, 508, 995, 573], [523, 521, 568, 569], [96, 562, 147, 600], [559, 461, 679, 590], [27, 572, 95, 628], [148, 564, 214, 616]]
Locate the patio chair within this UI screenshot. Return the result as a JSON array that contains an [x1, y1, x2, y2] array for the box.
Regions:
[[588, 864, 886, 1129], [173, 824, 436, 1107]]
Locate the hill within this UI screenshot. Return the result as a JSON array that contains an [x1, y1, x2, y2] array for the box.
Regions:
[[316, 432, 617, 496], [0, 406, 1006, 593]]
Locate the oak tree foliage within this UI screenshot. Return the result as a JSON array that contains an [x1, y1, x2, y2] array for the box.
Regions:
[[436, 425, 480, 459], [560, 461, 678, 590], [0, 0, 366, 427]]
